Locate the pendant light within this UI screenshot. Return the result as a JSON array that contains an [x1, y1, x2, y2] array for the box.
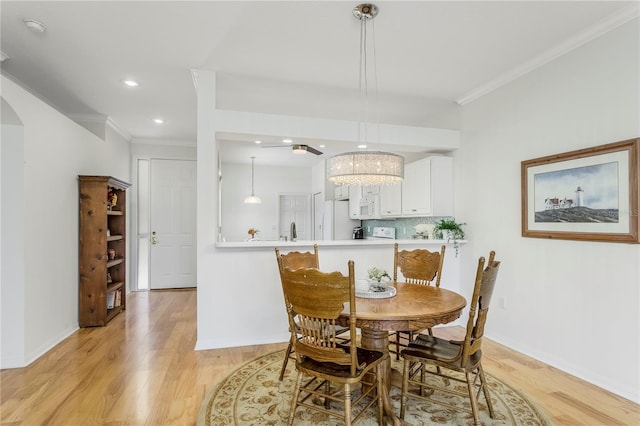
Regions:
[[244, 156, 262, 204], [326, 3, 404, 186]]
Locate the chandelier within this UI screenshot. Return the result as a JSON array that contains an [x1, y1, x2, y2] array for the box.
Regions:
[[326, 151, 404, 185], [326, 3, 404, 186]]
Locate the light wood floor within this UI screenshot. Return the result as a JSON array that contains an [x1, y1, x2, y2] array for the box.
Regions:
[[1, 289, 638, 425]]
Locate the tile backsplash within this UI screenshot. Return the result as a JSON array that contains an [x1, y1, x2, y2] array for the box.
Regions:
[[362, 217, 453, 239]]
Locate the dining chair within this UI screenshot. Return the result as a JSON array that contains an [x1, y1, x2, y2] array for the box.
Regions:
[[391, 242, 446, 359], [400, 251, 500, 425], [280, 260, 387, 425], [275, 244, 349, 381], [275, 244, 320, 272]]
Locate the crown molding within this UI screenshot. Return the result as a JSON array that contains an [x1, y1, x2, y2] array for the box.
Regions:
[[106, 116, 132, 142], [68, 113, 108, 123], [67, 113, 131, 142], [456, 4, 639, 106], [131, 137, 196, 147]]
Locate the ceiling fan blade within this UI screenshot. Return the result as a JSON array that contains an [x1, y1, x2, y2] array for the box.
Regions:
[[306, 145, 323, 155], [261, 144, 323, 155]]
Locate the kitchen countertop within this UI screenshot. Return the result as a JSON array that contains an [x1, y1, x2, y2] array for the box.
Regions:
[[216, 239, 467, 249]]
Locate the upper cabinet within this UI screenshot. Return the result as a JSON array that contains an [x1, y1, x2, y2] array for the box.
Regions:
[[401, 156, 453, 217], [334, 185, 350, 201], [380, 183, 402, 217], [340, 156, 453, 219], [362, 185, 380, 196], [348, 185, 362, 219]]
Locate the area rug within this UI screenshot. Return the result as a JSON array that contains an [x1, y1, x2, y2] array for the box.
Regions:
[[198, 350, 551, 425]]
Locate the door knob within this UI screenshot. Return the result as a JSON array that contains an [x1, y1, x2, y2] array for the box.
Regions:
[[151, 231, 159, 245]]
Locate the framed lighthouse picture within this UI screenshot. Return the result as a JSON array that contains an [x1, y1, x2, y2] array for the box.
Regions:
[[521, 138, 639, 243]]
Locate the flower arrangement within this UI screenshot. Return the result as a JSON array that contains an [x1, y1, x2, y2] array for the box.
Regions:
[[367, 267, 391, 283], [414, 223, 435, 238], [247, 227, 260, 239]]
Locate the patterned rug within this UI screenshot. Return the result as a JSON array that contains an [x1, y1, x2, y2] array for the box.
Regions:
[[198, 350, 551, 425]]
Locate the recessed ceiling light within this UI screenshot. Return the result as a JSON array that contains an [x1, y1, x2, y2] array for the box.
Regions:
[[254, 140, 262, 144], [357, 144, 367, 149], [282, 139, 293, 144], [23, 19, 46, 33], [319, 144, 326, 148], [123, 80, 139, 87], [153, 118, 164, 124]]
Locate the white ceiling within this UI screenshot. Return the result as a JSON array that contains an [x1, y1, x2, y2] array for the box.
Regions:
[[1, 1, 637, 166]]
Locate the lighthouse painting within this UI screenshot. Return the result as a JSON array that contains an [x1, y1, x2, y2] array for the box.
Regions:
[[534, 162, 619, 223], [522, 138, 638, 243]]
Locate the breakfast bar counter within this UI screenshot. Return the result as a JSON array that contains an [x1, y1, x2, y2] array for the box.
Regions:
[[216, 238, 466, 249]]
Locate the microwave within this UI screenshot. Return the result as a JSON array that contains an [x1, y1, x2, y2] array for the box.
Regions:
[[359, 195, 381, 219]]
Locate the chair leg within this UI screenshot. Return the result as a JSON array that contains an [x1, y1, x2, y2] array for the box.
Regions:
[[465, 371, 481, 426], [376, 364, 384, 425], [343, 383, 352, 426], [478, 364, 495, 418], [279, 338, 293, 381], [288, 370, 303, 426], [400, 358, 410, 420], [419, 362, 427, 396], [324, 380, 331, 410]]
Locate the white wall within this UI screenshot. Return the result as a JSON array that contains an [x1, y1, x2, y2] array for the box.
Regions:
[[220, 163, 311, 242], [0, 76, 131, 367], [1, 98, 25, 368], [455, 19, 639, 402], [130, 140, 196, 160]]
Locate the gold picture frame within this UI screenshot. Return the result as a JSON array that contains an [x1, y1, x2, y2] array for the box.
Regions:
[[521, 138, 639, 243]]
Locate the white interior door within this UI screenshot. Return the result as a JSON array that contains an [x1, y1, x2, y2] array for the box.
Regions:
[[279, 194, 311, 240], [150, 159, 196, 289]]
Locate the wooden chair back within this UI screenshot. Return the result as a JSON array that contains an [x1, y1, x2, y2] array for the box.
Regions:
[[275, 244, 319, 272], [280, 261, 358, 376], [393, 243, 446, 286], [461, 251, 500, 366]]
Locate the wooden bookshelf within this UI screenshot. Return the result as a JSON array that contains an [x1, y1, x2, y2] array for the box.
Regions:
[[78, 175, 131, 327]]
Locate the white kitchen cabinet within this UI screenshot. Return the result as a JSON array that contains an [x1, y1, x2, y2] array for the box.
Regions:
[[362, 185, 379, 196], [334, 185, 350, 201], [401, 156, 453, 216], [348, 185, 362, 219], [380, 183, 402, 217]]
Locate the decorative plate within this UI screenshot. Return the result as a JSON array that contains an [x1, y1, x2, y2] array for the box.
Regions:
[[356, 284, 397, 299]]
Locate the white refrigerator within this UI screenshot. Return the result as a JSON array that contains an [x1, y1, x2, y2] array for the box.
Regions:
[[322, 200, 361, 240]]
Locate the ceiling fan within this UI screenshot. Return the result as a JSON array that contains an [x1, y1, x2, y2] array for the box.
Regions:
[[261, 144, 323, 156]]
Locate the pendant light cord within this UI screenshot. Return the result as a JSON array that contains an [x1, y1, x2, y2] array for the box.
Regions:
[[358, 10, 381, 150], [359, 15, 369, 147], [250, 157, 256, 196]]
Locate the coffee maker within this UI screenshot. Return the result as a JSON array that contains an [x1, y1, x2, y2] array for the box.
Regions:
[[352, 226, 364, 239]]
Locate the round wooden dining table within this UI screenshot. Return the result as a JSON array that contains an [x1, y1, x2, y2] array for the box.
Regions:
[[339, 282, 467, 425]]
